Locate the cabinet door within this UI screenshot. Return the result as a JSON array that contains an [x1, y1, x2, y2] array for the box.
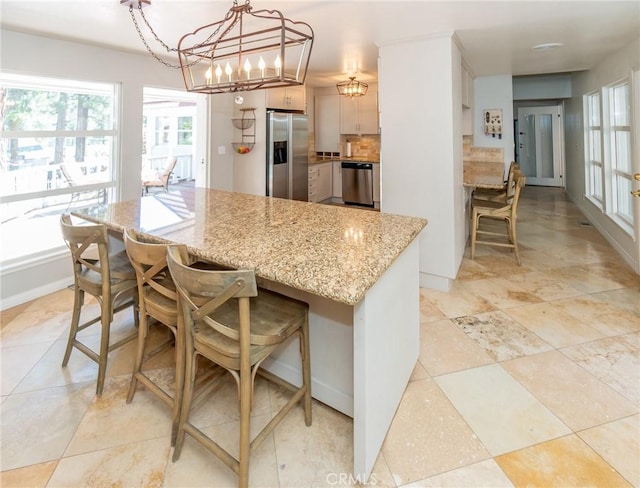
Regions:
[[340, 97, 360, 134], [266, 86, 306, 111], [339, 84, 378, 135], [315, 94, 340, 153], [372, 163, 380, 203], [317, 163, 332, 202], [332, 161, 342, 198], [358, 86, 379, 134]]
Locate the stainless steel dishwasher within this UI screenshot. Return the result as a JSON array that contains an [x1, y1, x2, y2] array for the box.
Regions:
[[341, 162, 374, 207]]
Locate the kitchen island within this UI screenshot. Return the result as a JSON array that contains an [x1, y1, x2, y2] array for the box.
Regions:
[[74, 188, 427, 480]]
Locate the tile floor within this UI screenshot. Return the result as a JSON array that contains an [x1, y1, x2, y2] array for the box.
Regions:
[[1, 186, 639, 487]]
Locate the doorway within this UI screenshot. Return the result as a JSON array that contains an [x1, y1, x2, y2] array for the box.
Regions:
[[142, 87, 208, 188], [516, 105, 564, 187]]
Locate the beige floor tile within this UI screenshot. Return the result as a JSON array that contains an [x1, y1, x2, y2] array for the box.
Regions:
[[502, 270, 584, 301], [271, 391, 355, 488], [578, 414, 640, 487], [0, 301, 31, 330], [420, 281, 495, 318], [503, 302, 605, 348], [0, 341, 54, 396], [455, 258, 499, 281], [435, 364, 570, 456], [166, 413, 279, 488], [64, 375, 173, 457], [551, 295, 640, 336], [495, 434, 633, 487], [591, 287, 640, 316], [403, 459, 514, 488], [502, 350, 638, 431], [419, 319, 494, 376], [419, 288, 446, 323], [409, 361, 429, 381], [382, 378, 490, 485], [0, 460, 58, 488], [549, 265, 627, 294], [0, 383, 94, 471], [561, 332, 640, 405], [49, 436, 170, 487], [466, 255, 532, 277], [514, 248, 573, 271], [0, 310, 71, 348], [452, 311, 553, 362], [461, 278, 543, 310]]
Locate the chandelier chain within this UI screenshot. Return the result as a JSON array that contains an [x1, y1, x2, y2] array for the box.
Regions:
[[128, 3, 182, 68]]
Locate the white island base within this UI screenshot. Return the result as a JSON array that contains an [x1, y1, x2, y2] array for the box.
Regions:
[[261, 239, 421, 480]]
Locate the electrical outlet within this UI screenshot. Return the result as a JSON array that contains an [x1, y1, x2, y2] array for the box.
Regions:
[[217, 146, 226, 155]]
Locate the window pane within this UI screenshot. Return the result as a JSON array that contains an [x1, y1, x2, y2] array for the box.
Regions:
[[1, 136, 112, 197], [589, 93, 600, 125], [614, 130, 631, 173], [589, 129, 601, 161], [1, 87, 113, 131], [592, 163, 603, 200], [612, 84, 629, 126], [615, 175, 633, 222]]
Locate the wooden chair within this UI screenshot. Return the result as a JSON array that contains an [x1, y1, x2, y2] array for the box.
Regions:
[[472, 161, 519, 203], [123, 228, 183, 444], [59, 214, 139, 395], [167, 245, 312, 488], [142, 157, 177, 194], [470, 173, 526, 265]]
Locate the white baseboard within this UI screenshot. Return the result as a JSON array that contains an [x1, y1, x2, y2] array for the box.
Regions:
[[419, 272, 452, 291], [1, 278, 71, 311]]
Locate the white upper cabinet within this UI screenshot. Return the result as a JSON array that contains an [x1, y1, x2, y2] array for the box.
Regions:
[[340, 83, 379, 135], [266, 85, 306, 112], [315, 93, 341, 153]]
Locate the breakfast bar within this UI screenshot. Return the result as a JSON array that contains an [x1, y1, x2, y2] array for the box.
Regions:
[[74, 188, 427, 480]]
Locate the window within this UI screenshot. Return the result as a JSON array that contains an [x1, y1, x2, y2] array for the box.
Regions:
[[608, 82, 633, 224], [584, 78, 634, 233], [177, 116, 193, 145], [585, 92, 603, 204], [0, 73, 118, 264]]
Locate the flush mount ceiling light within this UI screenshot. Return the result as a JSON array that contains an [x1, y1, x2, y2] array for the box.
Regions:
[[122, 0, 314, 95], [336, 76, 368, 97], [532, 42, 564, 51]]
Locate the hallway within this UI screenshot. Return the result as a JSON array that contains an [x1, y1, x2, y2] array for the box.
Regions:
[[1, 186, 638, 487]]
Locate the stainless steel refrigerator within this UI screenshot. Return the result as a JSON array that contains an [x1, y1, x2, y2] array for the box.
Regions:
[[266, 111, 308, 201]]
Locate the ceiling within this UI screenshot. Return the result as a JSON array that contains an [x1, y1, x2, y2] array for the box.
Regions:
[[1, 1, 638, 87]]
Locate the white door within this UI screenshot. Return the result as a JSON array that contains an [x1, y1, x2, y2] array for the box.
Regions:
[[517, 105, 564, 186]]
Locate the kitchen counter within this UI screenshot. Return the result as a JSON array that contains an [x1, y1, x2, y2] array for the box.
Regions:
[[74, 188, 426, 481], [76, 188, 423, 305]]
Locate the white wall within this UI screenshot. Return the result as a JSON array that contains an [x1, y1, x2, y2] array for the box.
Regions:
[[564, 37, 640, 271], [0, 29, 235, 308], [379, 34, 464, 290], [513, 74, 572, 100], [473, 75, 515, 170]]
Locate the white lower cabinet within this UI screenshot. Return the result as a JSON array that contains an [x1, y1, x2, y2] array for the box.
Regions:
[[332, 161, 342, 198], [309, 163, 332, 203]]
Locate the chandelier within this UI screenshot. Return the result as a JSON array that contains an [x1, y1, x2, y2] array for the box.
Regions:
[[123, 0, 314, 95], [336, 77, 368, 97]]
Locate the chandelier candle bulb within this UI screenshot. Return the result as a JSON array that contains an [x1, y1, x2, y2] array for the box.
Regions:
[[205, 67, 212, 85], [225, 62, 233, 82], [259, 56, 266, 79], [275, 54, 281, 77], [215, 64, 222, 84], [244, 59, 252, 79]]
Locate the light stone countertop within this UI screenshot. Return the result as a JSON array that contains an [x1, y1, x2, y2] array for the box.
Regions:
[[75, 188, 426, 305]]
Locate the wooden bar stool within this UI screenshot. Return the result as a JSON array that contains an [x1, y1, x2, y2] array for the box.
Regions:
[[123, 228, 183, 444], [470, 173, 526, 264], [59, 214, 139, 395], [167, 245, 312, 488]]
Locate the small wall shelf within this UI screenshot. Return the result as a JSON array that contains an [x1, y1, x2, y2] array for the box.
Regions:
[[232, 108, 255, 154]]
